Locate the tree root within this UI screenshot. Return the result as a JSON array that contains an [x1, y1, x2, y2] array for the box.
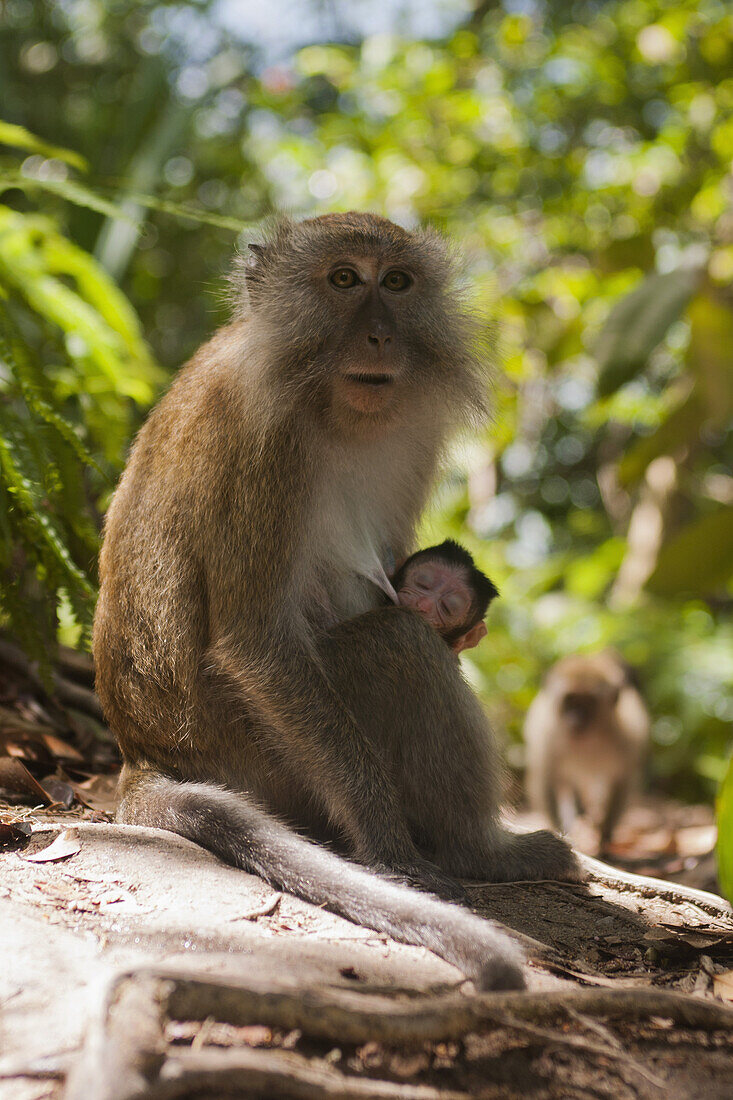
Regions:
[[64, 961, 733, 1099], [155, 1047, 469, 1100], [579, 854, 733, 919], [157, 969, 733, 1042], [468, 854, 732, 924]]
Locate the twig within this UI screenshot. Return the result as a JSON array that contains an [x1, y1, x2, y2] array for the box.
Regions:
[[227, 892, 282, 922], [0, 704, 56, 737], [54, 676, 104, 720], [564, 1005, 625, 1050], [563, 1005, 668, 1090]]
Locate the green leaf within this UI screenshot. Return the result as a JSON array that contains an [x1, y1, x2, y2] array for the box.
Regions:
[[0, 298, 107, 479], [41, 234, 155, 367], [0, 432, 94, 598], [124, 191, 253, 232], [687, 292, 733, 428], [594, 269, 701, 397], [0, 207, 159, 406], [565, 537, 626, 599], [717, 754, 733, 906], [0, 173, 253, 233], [646, 507, 733, 597], [618, 390, 704, 486], [0, 121, 88, 172], [0, 173, 134, 222]]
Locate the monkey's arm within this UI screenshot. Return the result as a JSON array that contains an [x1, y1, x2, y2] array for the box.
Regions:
[[198, 425, 456, 894], [207, 625, 458, 893]]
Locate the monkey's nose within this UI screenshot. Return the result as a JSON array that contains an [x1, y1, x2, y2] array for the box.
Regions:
[[367, 330, 392, 354]]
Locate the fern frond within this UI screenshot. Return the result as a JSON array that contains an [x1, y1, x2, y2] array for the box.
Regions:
[[0, 432, 95, 597]]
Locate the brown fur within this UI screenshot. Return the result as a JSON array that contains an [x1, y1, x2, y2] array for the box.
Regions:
[[524, 651, 650, 845], [94, 212, 579, 991]]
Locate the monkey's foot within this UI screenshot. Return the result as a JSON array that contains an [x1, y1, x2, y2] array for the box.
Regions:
[[495, 830, 584, 884], [444, 830, 584, 885], [372, 858, 469, 903]]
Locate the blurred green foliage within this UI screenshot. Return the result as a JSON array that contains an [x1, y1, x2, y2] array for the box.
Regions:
[[0, 0, 731, 798], [717, 753, 733, 904], [0, 124, 160, 659]]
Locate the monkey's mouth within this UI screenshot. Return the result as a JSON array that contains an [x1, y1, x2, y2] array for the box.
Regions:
[[339, 371, 397, 416], [344, 372, 394, 387]]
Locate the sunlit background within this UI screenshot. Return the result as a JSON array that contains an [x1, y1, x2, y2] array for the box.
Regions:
[[1, 0, 732, 810]]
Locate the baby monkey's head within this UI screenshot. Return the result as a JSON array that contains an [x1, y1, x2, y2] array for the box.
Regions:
[[391, 540, 498, 653]]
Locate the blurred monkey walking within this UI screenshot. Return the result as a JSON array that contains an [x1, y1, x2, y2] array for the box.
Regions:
[[524, 651, 650, 848]]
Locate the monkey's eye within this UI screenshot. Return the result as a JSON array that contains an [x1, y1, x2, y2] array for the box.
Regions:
[[382, 270, 412, 292], [330, 268, 360, 289]]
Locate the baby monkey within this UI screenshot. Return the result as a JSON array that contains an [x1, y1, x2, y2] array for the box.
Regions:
[[390, 540, 498, 654]]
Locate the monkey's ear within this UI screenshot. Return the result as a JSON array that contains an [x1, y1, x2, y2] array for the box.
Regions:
[[245, 242, 267, 277], [240, 243, 269, 305], [452, 621, 487, 655]]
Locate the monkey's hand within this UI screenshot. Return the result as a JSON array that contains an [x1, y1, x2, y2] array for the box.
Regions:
[[373, 857, 469, 904]]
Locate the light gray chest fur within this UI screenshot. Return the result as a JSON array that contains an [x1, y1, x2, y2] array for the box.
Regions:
[[299, 435, 426, 625]]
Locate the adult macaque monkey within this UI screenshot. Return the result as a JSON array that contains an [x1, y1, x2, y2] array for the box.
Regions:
[[524, 651, 650, 847], [94, 213, 579, 992]]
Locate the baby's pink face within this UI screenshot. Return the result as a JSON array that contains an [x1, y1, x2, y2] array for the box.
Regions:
[[396, 561, 473, 635]]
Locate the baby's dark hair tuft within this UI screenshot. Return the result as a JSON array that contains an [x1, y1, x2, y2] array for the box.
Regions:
[[392, 539, 498, 641]]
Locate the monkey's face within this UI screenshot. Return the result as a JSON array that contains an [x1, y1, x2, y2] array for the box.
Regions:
[[395, 560, 474, 636], [239, 214, 488, 432], [559, 681, 620, 735], [323, 254, 417, 418]]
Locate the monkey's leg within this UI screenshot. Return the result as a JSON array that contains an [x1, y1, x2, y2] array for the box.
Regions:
[[325, 609, 581, 884], [556, 786, 579, 836], [209, 637, 464, 902], [598, 780, 629, 849], [525, 758, 562, 831], [117, 766, 525, 992]]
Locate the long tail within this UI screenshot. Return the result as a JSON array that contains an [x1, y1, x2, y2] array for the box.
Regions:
[[118, 772, 524, 991]]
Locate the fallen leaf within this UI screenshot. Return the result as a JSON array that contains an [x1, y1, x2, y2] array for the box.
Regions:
[[70, 773, 118, 813], [713, 971, 733, 1002], [41, 732, 84, 762], [0, 756, 52, 805], [23, 828, 81, 863], [40, 776, 76, 809], [0, 739, 25, 758], [0, 821, 32, 850]]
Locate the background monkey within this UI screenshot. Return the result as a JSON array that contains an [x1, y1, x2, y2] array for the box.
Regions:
[[391, 539, 498, 653], [524, 651, 650, 848], [93, 212, 579, 992]]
